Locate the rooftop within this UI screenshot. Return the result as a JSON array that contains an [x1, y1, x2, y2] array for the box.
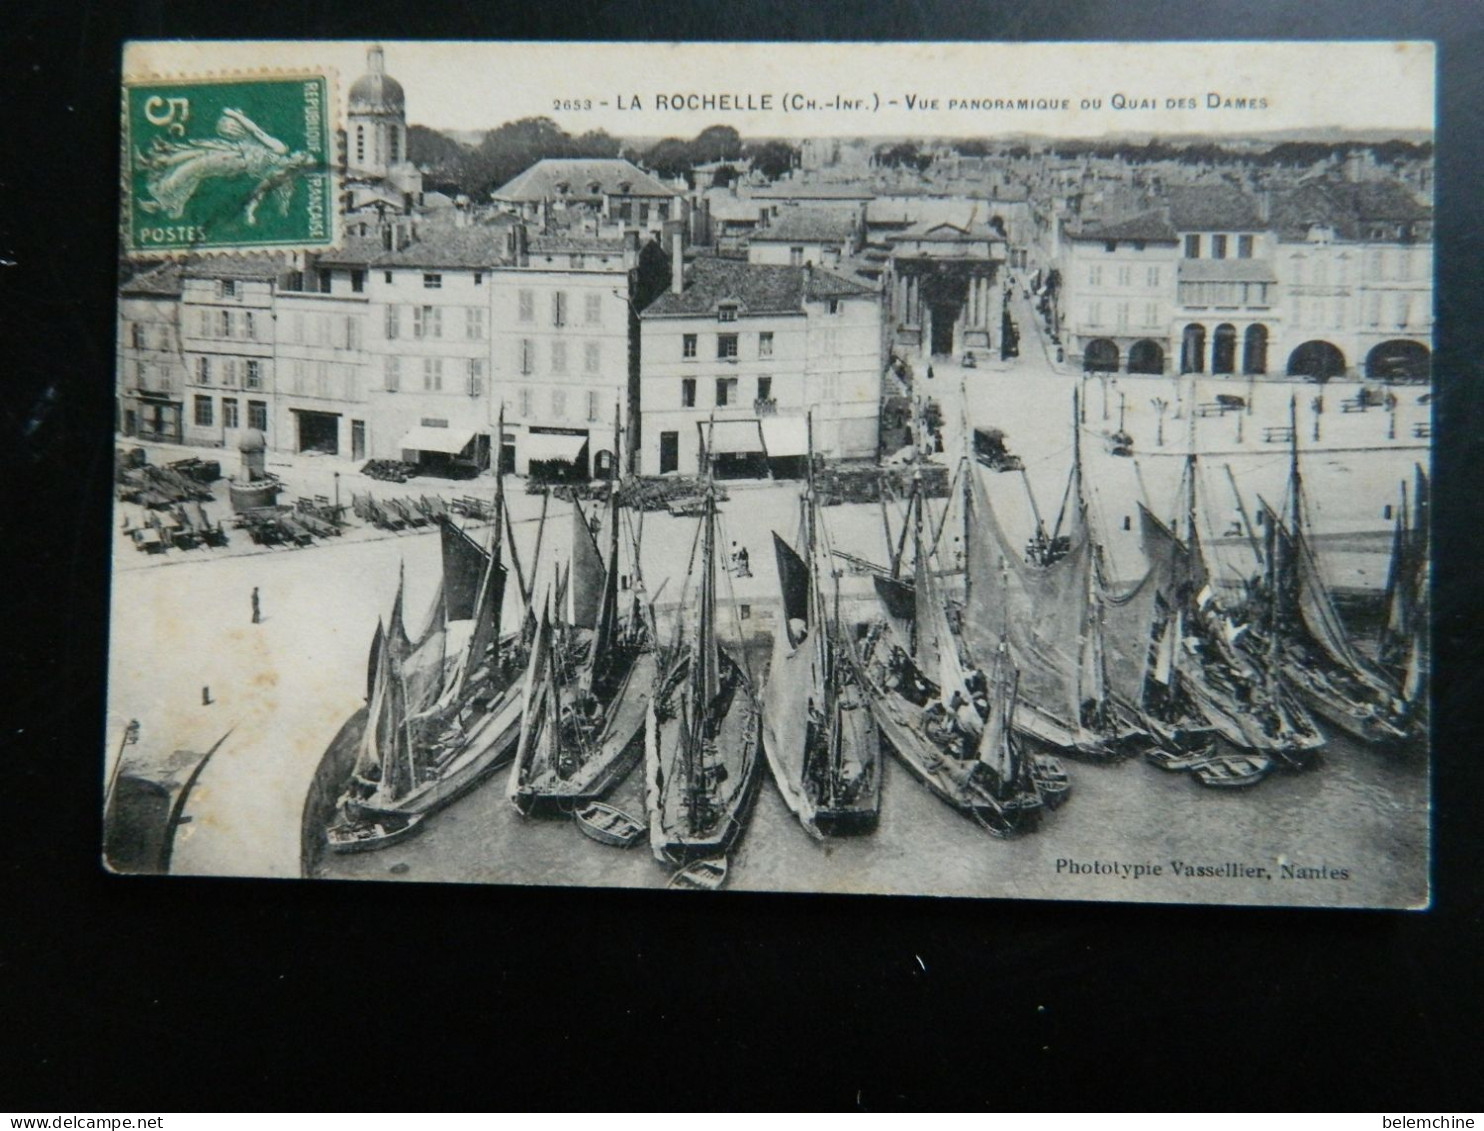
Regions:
[[642, 256, 875, 318], [180, 253, 288, 280], [1069, 210, 1178, 243], [317, 225, 517, 270], [751, 208, 857, 243], [492, 158, 677, 202], [1167, 185, 1263, 232], [120, 262, 183, 297]]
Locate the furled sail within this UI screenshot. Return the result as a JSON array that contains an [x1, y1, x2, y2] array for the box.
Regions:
[[567, 505, 605, 629], [974, 644, 1020, 790]]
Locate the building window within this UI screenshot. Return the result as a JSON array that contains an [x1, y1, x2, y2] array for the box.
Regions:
[[220, 310, 232, 337], [1144, 302, 1160, 328], [585, 293, 602, 325], [718, 304, 739, 323], [758, 331, 773, 358], [716, 377, 738, 407], [551, 340, 568, 374], [466, 307, 486, 340], [757, 375, 772, 401], [248, 400, 267, 431], [385, 305, 400, 340], [244, 312, 257, 340], [552, 389, 566, 418], [1238, 234, 1254, 259], [683, 334, 698, 359], [1105, 241, 1117, 253], [346, 317, 360, 351], [194, 395, 213, 427], [552, 291, 568, 327], [413, 306, 441, 339], [384, 271, 393, 284], [319, 270, 332, 294], [220, 279, 237, 298], [571, 253, 585, 269], [1088, 265, 1102, 287], [423, 273, 442, 289], [519, 387, 533, 416], [130, 322, 145, 350], [220, 360, 237, 388], [1212, 235, 1228, 260], [1147, 266, 1161, 288], [790, 247, 804, 267], [1116, 266, 1131, 287], [221, 398, 239, 429], [1184, 234, 1201, 259], [474, 272, 483, 286], [385, 356, 400, 391], [619, 201, 632, 222], [355, 125, 365, 163], [827, 299, 841, 315], [196, 356, 211, 384], [717, 334, 739, 359], [468, 359, 484, 398], [587, 390, 600, 422], [520, 339, 534, 375], [351, 270, 365, 293], [423, 358, 443, 392], [519, 289, 534, 322], [682, 378, 696, 408], [584, 341, 601, 374]]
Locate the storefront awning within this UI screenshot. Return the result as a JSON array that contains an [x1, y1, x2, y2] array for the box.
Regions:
[[760, 416, 809, 458], [524, 431, 589, 463], [704, 419, 765, 455], [399, 426, 475, 456]]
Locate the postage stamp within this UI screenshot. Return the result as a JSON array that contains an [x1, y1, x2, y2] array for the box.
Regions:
[[122, 72, 336, 254]]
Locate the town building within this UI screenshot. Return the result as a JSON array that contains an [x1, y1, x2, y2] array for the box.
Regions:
[[745, 207, 862, 268], [491, 230, 643, 478], [638, 254, 883, 477], [117, 263, 186, 443], [491, 158, 682, 241], [178, 256, 278, 448], [883, 212, 1007, 361], [1058, 210, 1181, 375]]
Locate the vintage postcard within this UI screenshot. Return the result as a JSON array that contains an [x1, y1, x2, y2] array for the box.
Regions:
[[106, 41, 1434, 907]]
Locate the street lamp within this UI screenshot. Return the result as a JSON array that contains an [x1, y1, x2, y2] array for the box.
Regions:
[[1152, 397, 1168, 447], [333, 471, 341, 519]]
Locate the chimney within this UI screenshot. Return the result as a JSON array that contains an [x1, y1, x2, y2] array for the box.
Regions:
[[758, 206, 769, 230], [1257, 189, 1271, 224], [623, 227, 640, 271], [670, 228, 684, 295], [516, 221, 529, 267]]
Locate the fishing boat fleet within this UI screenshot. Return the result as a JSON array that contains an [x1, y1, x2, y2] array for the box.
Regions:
[[319, 393, 1427, 887]]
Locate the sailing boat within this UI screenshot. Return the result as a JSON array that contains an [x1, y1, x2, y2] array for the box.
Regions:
[[860, 466, 1044, 835], [1379, 465, 1429, 730], [507, 419, 659, 816], [327, 432, 531, 852], [961, 391, 1143, 762], [761, 415, 882, 838], [1248, 399, 1416, 747], [644, 456, 761, 865], [1108, 451, 1322, 772]]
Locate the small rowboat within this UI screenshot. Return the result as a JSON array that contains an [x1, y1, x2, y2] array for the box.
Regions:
[[1144, 739, 1218, 773], [667, 856, 728, 891], [326, 811, 424, 853], [1030, 753, 1071, 808], [1193, 752, 1275, 789], [574, 801, 646, 848]]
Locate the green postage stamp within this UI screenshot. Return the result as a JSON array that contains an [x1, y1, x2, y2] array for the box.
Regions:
[[122, 73, 336, 254]]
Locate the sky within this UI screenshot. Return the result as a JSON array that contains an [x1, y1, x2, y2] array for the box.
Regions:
[[124, 41, 1435, 142]]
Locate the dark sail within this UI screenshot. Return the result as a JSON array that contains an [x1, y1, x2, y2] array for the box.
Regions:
[[567, 505, 605, 629], [773, 531, 812, 630], [439, 517, 489, 622]]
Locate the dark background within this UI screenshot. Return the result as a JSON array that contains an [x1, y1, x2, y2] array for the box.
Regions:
[[4, 1, 1482, 1111]]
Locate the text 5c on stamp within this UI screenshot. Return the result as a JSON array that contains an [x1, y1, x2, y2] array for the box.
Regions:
[[123, 73, 336, 254]]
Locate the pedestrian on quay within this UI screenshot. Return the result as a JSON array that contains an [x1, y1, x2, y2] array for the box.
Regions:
[[737, 545, 751, 578], [251, 586, 261, 624], [730, 541, 740, 573]]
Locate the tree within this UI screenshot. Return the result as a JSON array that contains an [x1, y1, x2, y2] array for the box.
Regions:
[[743, 140, 797, 181], [710, 164, 740, 188], [693, 124, 742, 163]]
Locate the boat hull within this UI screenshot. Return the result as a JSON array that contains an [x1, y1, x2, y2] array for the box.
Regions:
[[645, 650, 763, 865], [762, 681, 882, 840], [1193, 752, 1275, 789], [509, 650, 657, 817], [352, 680, 524, 825], [574, 801, 646, 848], [326, 811, 425, 853], [867, 684, 1041, 836]]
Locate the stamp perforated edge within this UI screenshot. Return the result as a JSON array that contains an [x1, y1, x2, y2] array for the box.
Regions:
[[120, 63, 342, 263]]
